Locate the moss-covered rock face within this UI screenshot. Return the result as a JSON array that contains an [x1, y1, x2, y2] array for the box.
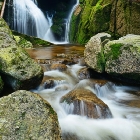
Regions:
[[0, 18, 43, 90], [70, 0, 140, 44], [110, 0, 140, 38], [0, 90, 62, 140], [84, 33, 111, 73], [0, 76, 4, 93], [104, 34, 140, 84], [70, 0, 112, 44]]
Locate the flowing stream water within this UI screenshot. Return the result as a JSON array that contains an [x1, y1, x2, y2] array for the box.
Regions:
[[28, 45, 140, 140]]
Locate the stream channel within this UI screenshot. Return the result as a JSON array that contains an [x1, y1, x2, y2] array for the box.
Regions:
[[26, 44, 140, 140]]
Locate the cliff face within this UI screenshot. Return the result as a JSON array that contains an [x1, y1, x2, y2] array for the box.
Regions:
[[70, 0, 140, 44], [110, 0, 140, 37]]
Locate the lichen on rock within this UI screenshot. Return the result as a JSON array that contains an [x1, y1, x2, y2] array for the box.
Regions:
[[84, 32, 111, 73], [104, 34, 140, 84], [0, 90, 62, 140], [0, 18, 43, 90]]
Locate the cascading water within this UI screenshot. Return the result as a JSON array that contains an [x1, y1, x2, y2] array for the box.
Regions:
[[12, 0, 49, 38], [43, 12, 55, 43], [5, 0, 79, 44], [44, 0, 79, 44], [64, 0, 79, 43], [32, 63, 140, 140]]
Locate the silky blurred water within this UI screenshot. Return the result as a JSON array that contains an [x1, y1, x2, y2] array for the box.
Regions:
[[32, 63, 140, 140]]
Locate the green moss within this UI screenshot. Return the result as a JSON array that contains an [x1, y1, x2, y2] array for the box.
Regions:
[[96, 50, 105, 72], [49, 107, 55, 115], [106, 43, 123, 60], [70, 0, 112, 44], [12, 31, 52, 48]]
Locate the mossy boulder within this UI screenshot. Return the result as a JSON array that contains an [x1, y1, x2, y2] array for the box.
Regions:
[[60, 88, 112, 119], [84, 33, 111, 73], [0, 76, 4, 93], [0, 18, 43, 90], [0, 18, 17, 48], [104, 34, 140, 84], [0, 47, 43, 90], [0, 90, 62, 140]]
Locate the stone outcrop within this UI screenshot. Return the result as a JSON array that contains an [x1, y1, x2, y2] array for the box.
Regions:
[[104, 34, 140, 84], [110, 0, 140, 38], [84, 33, 111, 73], [60, 89, 112, 119], [0, 90, 62, 140], [0, 18, 43, 90]]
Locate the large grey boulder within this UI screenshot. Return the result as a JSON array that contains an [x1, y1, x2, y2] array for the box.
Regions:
[[84, 33, 111, 73], [0, 18, 43, 90], [104, 34, 140, 84], [60, 89, 112, 119], [0, 90, 62, 140]]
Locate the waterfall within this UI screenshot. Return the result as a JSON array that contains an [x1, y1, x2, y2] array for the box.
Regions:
[[64, 0, 79, 43], [5, 0, 79, 44], [44, 0, 79, 44], [12, 0, 49, 38], [43, 12, 55, 43]]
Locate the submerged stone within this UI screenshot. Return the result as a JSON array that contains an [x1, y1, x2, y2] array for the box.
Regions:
[[0, 90, 62, 140], [50, 64, 67, 72], [60, 89, 112, 119]]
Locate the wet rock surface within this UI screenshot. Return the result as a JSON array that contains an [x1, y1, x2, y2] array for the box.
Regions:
[[50, 64, 67, 71], [60, 89, 112, 119], [0, 90, 62, 140]]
